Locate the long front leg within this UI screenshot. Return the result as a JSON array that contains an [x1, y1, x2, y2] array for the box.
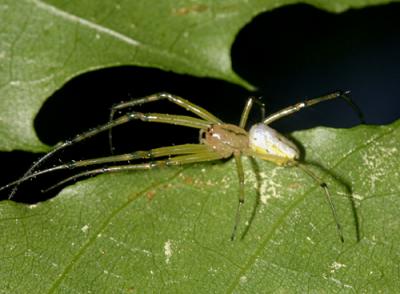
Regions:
[[0, 144, 211, 195], [8, 112, 212, 199], [109, 92, 223, 153], [9, 112, 146, 199], [263, 91, 364, 125], [43, 150, 223, 192]]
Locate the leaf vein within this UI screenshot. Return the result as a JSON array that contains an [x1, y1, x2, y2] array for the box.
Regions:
[[46, 169, 184, 293], [30, 0, 141, 47]]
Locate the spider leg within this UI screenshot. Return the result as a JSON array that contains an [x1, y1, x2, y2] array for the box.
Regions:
[[109, 92, 223, 153], [0, 144, 210, 194], [8, 112, 212, 199], [246, 150, 293, 166], [231, 154, 245, 240], [263, 91, 365, 125], [296, 163, 344, 243], [239, 97, 265, 129], [43, 150, 223, 192]]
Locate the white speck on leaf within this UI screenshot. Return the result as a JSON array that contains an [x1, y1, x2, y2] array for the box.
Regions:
[[259, 168, 283, 204], [10, 81, 21, 86], [81, 224, 90, 233], [306, 236, 315, 244], [240, 276, 247, 284], [309, 222, 317, 231], [164, 240, 173, 264], [330, 261, 346, 273]]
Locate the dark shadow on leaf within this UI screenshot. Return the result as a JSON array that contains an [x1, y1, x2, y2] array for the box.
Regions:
[[287, 134, 361, 242], [302, 160, 361, 243], [239, 157, 262, 240]]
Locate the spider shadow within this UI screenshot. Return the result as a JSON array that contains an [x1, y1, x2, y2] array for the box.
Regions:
[[289, 135, 362, 243], [306, 160, 361, 243], [239, 157, 262, 240]]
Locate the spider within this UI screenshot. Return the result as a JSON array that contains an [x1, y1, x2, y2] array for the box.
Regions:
[[1, 91, 363, 241]]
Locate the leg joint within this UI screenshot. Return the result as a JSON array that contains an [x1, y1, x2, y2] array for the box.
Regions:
[[158, 92, 172, 99], [128, 112, 147, 121]]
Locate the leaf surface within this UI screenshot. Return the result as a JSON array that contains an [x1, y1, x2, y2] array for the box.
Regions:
[[1, 120, 399, 292]]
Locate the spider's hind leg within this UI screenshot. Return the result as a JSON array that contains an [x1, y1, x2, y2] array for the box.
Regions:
[[44, 149, 223, 193]]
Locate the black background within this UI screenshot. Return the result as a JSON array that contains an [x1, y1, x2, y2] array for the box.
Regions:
[[1, 3, 399, 202]]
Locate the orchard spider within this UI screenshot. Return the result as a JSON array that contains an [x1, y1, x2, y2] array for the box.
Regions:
[[1, 92, 363, 241]]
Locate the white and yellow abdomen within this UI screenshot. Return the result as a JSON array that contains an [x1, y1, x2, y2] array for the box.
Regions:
[[248, 123, 300, 160]]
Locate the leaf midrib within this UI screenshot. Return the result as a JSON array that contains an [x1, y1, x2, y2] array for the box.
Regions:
[[47, 168, 184, 293]]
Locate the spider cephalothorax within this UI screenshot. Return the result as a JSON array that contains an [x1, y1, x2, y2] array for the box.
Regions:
[[201, 124, 249, 158]]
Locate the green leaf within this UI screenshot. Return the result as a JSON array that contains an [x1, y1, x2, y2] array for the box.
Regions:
[[0, 0, 395, 151], [1, 0, 399, 292], [1, 120, 399, 292]]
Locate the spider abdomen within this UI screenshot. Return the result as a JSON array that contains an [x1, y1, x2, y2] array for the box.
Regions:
[[248, 123, 300, 160], [201, 124, 249, 158]]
